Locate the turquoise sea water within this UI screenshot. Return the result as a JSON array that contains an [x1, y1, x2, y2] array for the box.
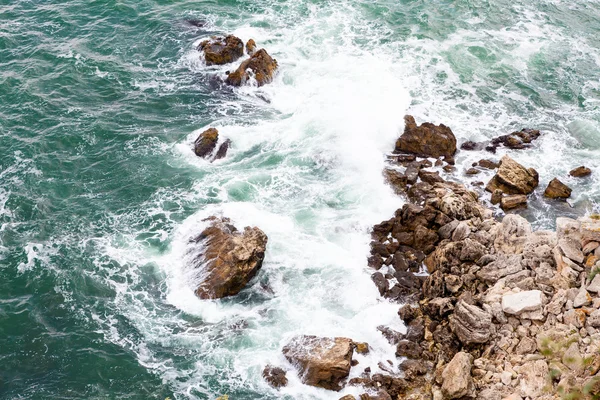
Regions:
[[1, 0, 599, 399]]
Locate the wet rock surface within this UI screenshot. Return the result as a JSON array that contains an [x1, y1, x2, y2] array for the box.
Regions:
[[226, 48, 278, 87], [394, 115, 457, 158], [198, 35, 244, 65], [282, 335, 354, 391], [544, 178, 572, 199], [192, 217, 268, 299]]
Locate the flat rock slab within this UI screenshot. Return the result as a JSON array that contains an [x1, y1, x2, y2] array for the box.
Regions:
[[558, 238, 584, 264], [502, 290, 544, 315]]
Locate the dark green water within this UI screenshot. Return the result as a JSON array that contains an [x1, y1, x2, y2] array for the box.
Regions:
[[1, 0, 599, 399]]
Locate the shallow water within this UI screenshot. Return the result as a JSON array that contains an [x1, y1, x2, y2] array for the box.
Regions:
[[1, 0, 599, 399]]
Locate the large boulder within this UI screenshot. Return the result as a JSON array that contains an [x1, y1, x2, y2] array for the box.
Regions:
[[282, 335, 354, 391], [198, 35, 244, 66], [544, 178, 572, 199], [226, 48, 278, 87], [394, 115, 457, 158], [193, 217, 268, 299], [486, 155, 539, 195]]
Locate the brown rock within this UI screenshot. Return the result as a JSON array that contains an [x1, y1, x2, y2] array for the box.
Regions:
[[246, 39, 257, 55], [283, 335, 354, 391], [569, 166, 591, 177], [226, 48, 278, 87], [213, 139, 231, 161], [442, 352, 474, 399], [501, 194, 528, 210], [450, 300, 492, 345], [544, 178, 572, 199], [477, 159, 500, 169], [198, 35, 244, 65], [491, 128, 541, 150], [383, 168, 408, 195], [193, 217, 268, 299], [486, 155, 539, 195], [353, 342, 370, 355], [491, 189, 503, 205], [263, 365, 288, 388], [466, 168, 480, 175], [394, 115, 457, 158], [194, 128, 219, 158]]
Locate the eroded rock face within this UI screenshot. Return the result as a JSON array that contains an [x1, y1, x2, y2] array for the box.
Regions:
[[544, 178, 572, 199], [226, 49, 278, 87], [450, 301, 492, 345], [198, 35, 244, 65], [486, 155, 539, 195], [394, 115, 457, 158], [283, 335, 353, 391], [246, 39, 256, 55], [192, 217, 268, 299]]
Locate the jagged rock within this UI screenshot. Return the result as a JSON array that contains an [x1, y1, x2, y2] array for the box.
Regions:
[[580, 216, 600, 244], [477, 254, 523, 282], [569, 166, 591, 177], [371, 272, 388, 296], [558, 238, 584, 264], [493, 214, 532, 254], [588, 274, 600, 293], [193, 217, 268, 299], [263, 365, 288, 388], [501, 290, 544, 315], [450, 300, 492, 345], [194, 128, 219, 158], [486, 155, 539, 195], [501, 194, 527, 210], [516, 360, 548, 398], [282, 335, 354, 391], [442, 352, 474, 399], [353, 342, 370, 355], [226, 48, 278, 87], [491, 189, 503, 205], [246, 39, 256, 55], [213, 139, 231, 161], [399, 359, 428, 380], [544, 178, 572, 199], [395, 340, 422, 359], [383, 168, 408, 194], [419, 169, 445, 185], [573, 287, 592, 308], [523, 230, 557, 269], [491, 128, 541, 150], [198, 35, 244, 65], [394, 115, 457, 158]]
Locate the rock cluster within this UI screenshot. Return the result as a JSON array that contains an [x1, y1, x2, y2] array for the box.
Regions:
[[191, 216, 268, 299], [198, 35, 278, 87], [461, 128, 541, 153]]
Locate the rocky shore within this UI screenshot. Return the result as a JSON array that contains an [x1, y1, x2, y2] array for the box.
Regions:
[[189, 32, 599, 400]]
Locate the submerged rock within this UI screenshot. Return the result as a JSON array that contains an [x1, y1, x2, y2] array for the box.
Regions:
[[486, 155, 539, 195], [283, 335, 354, 391], [394, 115, 457, 158], [193, 217, 268, 299], [544, 178, 572, 199], [226, 48, 278, 87], [198, 35, 244, 65]]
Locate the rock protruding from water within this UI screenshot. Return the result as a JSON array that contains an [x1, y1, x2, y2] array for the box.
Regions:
[[460, 128, 541, 153], [193, 217, 268, 299], [394, 115, 457, 158], [226, 49, 278, 87], [570, 166, 592, 178], [194, 128, 231, 161], [486, 155, 539, 195], [544, 178, 572, 199], [246, 39, 256, 55], [282, 335, 354, 391], [194, 128, 219, 158], [262, 365, 288, 388], [198, 35, 244, 66]]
